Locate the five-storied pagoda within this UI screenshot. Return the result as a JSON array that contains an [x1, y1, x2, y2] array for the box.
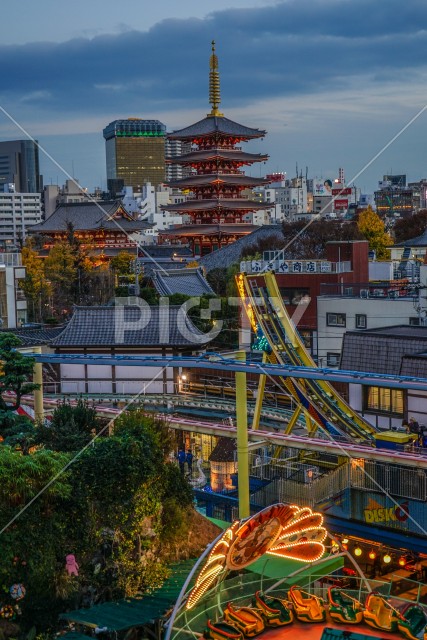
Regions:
[[159, 42, 271, 256]]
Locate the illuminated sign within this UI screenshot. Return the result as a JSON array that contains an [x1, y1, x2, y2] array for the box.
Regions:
[[186, 504, 327, 610]]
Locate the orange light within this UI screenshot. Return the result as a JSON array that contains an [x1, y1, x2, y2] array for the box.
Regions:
[[399, 557, 406, 567], [369, 550, 376, 560]]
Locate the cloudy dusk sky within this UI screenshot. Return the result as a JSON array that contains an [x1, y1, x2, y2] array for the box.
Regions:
[[2, 0, 427, 192]]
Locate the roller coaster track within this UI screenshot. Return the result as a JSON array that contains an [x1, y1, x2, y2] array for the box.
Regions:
[[239, 271, 378, 442]]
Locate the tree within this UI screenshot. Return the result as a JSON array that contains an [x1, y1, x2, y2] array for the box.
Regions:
[[357, 206, 392, 259], [110, 251, 134, 275], [279, 219, 363, 259], [34, 399, 101, 453], [394, 209, 427, 244], [21, 241, 52, 322], [0, 333, 39, 415]]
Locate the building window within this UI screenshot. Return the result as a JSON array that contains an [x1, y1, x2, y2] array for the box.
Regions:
[[409, 317, 421, 326], [363, 386, 404, 417], [355, 314, 367, 329], [326, 313, 346, 327], [326, 353, 340, 367]]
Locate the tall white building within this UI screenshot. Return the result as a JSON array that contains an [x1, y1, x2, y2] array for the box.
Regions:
[[0, 192, 42, 247], [165, 139, 192, 182]]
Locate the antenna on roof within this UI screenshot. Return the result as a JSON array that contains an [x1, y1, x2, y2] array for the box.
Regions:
[[208, 40, 224, 118]]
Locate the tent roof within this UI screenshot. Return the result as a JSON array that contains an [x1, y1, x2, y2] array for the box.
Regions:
[[60, 560, 196, 631]]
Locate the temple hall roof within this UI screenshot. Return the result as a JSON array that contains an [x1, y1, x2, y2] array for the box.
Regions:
[[167, 174, 270, 189], [52, 305, 208, 348], [166, 148, 269, 165], [151, 267, 215, 297], [167, 115, 266, 141], [29, 201, 151, 234]]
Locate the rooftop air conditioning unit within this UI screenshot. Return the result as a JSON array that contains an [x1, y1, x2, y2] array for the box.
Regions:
[[360, 289, 369, 299]]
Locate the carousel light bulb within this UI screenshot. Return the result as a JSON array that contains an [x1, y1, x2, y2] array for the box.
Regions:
[[342, 537, 349, 544], [399, 556, 406, 567], [369, 550, 376, 560], [354, 546, 362, 557], [383, 554, 392, 564]]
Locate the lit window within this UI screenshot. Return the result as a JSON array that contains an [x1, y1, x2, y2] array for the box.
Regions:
[[363, 386, 404, 416]]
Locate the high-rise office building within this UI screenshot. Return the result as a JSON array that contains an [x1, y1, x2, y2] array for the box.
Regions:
[[0, 140, 42, 193], [103, 119, 166, 192]]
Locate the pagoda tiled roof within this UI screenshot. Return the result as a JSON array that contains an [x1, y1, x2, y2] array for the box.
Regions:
[[52, 305, 207, 348], [29, 201, 151, 234], [167, 174, 270, 189], [151, 267, 215, 296], [162, 199, 271, 213], [161, 224, 259, 237], [166, 148, 269, 164], [168, 115, 266, 140]]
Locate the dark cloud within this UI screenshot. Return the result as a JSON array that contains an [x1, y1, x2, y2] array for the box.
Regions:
[[1, 0, 427, 120]]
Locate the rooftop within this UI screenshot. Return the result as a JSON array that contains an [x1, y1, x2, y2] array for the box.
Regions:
[[0, 326, 64, 347], [151, 267, 215, 297], [340, 325, 427, 375], [198, 225, 284, 273], [162, 224, 259, 237], [166, 148, 269, 164], [52, 305, 208, 348], [29, 201, 151, 234], [168, 115, 266, 141]]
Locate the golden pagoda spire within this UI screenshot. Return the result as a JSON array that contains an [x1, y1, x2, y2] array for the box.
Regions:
[[208, 40, 224, 117]]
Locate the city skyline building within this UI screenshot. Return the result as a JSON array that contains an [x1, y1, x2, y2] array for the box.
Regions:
[[103, 118, 166, 192], [160, 42, 271, 255], [0, 140, 42, 193]]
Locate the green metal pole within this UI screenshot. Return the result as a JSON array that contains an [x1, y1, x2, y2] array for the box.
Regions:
[[236, 351, 250, 519]]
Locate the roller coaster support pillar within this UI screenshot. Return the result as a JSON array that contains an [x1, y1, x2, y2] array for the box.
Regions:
[[236, 351, 250, 519], [252, 352, 267, 430], [33, 346, 44, 421]]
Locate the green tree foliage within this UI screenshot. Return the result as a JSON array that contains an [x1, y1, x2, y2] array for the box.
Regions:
[[0, 409, 193, 631], [0, 334, 38, 416], [34, 399, 100, 453], [357, 206, 392, 259], [394, 209, 427, 244], [110, 251, 134, 275]]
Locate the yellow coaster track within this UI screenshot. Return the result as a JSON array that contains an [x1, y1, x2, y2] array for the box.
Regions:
[[239, 271, 377, 443]]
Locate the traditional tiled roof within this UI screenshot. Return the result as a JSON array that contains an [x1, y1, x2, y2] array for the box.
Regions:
[[52, 305, 207, 348], [394, 230, 427, 247], [1, 326, 64, 347], [29, 201, 151, 234], [400, 352, 427, 377], [167, 174, 269, 189], [166, 149, 269, 164], [162, 224, 259, 237], [162, 199, 271, 213], [151, 267, 214, 297], [340, 326, 427, 375], [168, 116, 266, 141], [198, 225, 284, 273]]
